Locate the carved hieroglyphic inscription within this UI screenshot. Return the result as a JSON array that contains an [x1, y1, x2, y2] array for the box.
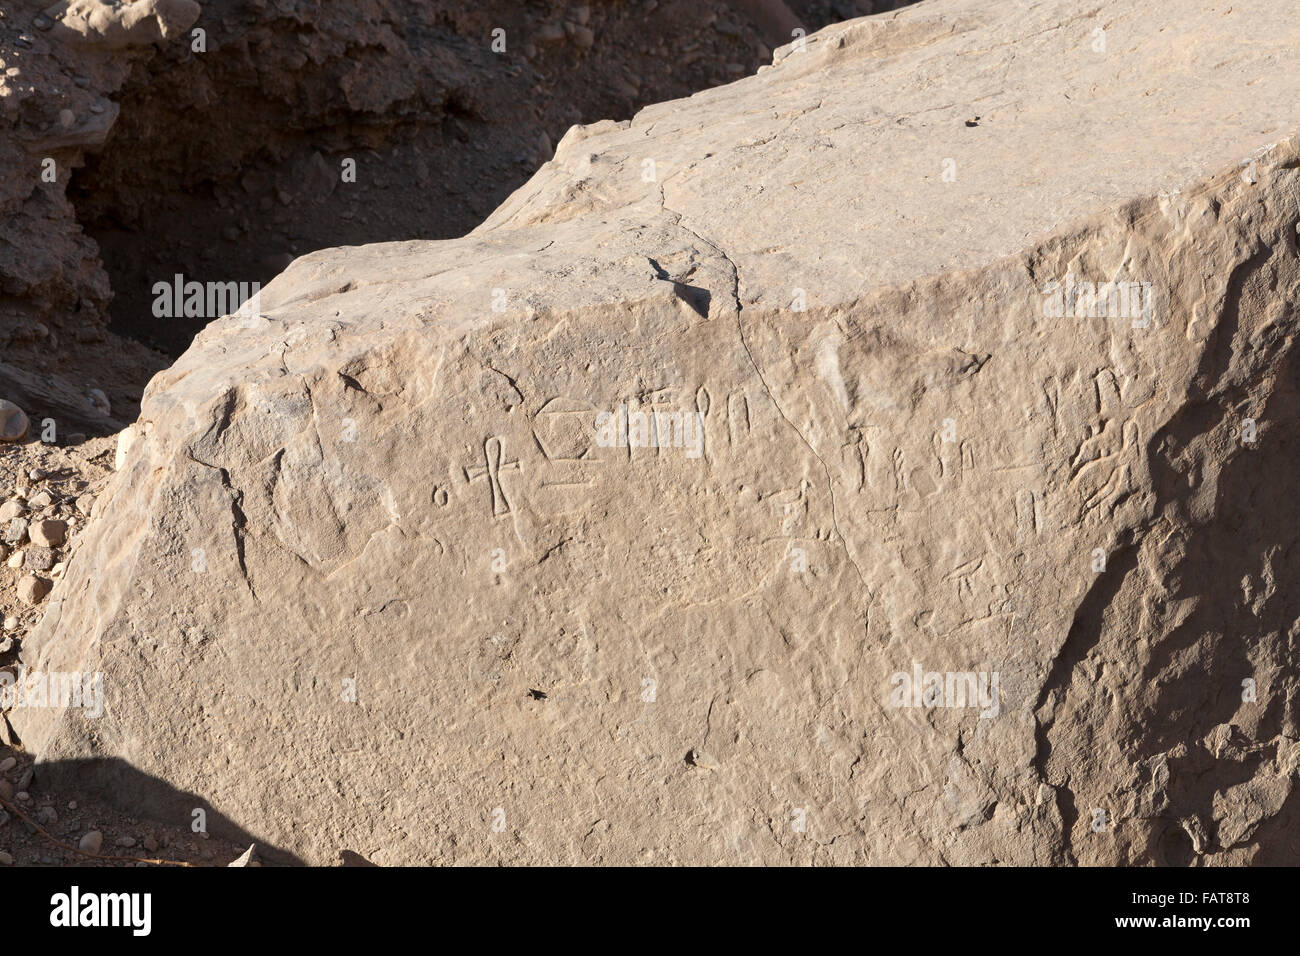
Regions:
[[465, 436, 520, 517]]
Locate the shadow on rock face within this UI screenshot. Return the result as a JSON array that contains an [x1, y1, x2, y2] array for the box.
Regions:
[[31, 756, 307, 866], [1036, 265, 1300, 864], [339, 850, 378, 867]]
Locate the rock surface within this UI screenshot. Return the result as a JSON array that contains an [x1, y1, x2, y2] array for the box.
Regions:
[[44, 0, 202, 50], [0, 401, 29, 442], [13, 0, 1300, 865], [1, 0, 853, 381], [16, 573, 50, 605], [27, 518, 66, 548]]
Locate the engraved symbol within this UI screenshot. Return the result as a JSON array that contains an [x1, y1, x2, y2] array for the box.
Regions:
[[842, 439, 866, 492], [764, 481, 810, 535], [465, 437, 520, 517], [727, 390, 751, 445], [1015, 489, 1042, 535], [695, 386, 712, 458], [1043, 376, 1062, 438], [533, 397, 599, 462], [944, 556, 985, 600]]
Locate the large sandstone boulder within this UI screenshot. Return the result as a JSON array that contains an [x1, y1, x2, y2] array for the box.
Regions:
[[13, 0, 1300, 865]]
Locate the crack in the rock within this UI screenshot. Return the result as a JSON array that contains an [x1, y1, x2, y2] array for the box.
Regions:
[[659, 191, 872, 597], [185, 452, 256, 601]]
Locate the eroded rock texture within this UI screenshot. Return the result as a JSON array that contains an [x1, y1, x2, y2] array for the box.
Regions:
[[2, 0, 817, 364], [13, 0, 1300, 865]]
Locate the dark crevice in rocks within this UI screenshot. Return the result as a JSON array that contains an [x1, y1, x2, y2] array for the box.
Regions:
[[56, 0, 911, 359]]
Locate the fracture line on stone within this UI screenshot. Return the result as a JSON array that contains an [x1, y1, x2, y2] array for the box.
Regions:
[[659, 190, 873, 599]]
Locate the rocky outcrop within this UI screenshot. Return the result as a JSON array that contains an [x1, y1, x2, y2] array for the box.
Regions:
[[12, 0, 1300, 865], [0, 0, 196, 428], [2, 0, 816, 368]]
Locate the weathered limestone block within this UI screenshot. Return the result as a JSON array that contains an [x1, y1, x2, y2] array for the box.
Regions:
[[44, 0, 201, 49], [13, 0, 1300, 865]]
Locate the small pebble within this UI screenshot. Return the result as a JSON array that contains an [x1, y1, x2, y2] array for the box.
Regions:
[[0, 850, 12, 865], [29, 518, 66, 548], [535, 23, 566, 44], [0, 756, 15, 772], [24, 547, 55, 572], [17, 574, 51, 606], [687, 748, 720, 770], [115, 835, 136, 848], [0, 500, 25, 521], [228, 844, 257, 867], [2, 517, 27, 545], [78, 830, 103, 853], [28, 490, 54, 510]]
